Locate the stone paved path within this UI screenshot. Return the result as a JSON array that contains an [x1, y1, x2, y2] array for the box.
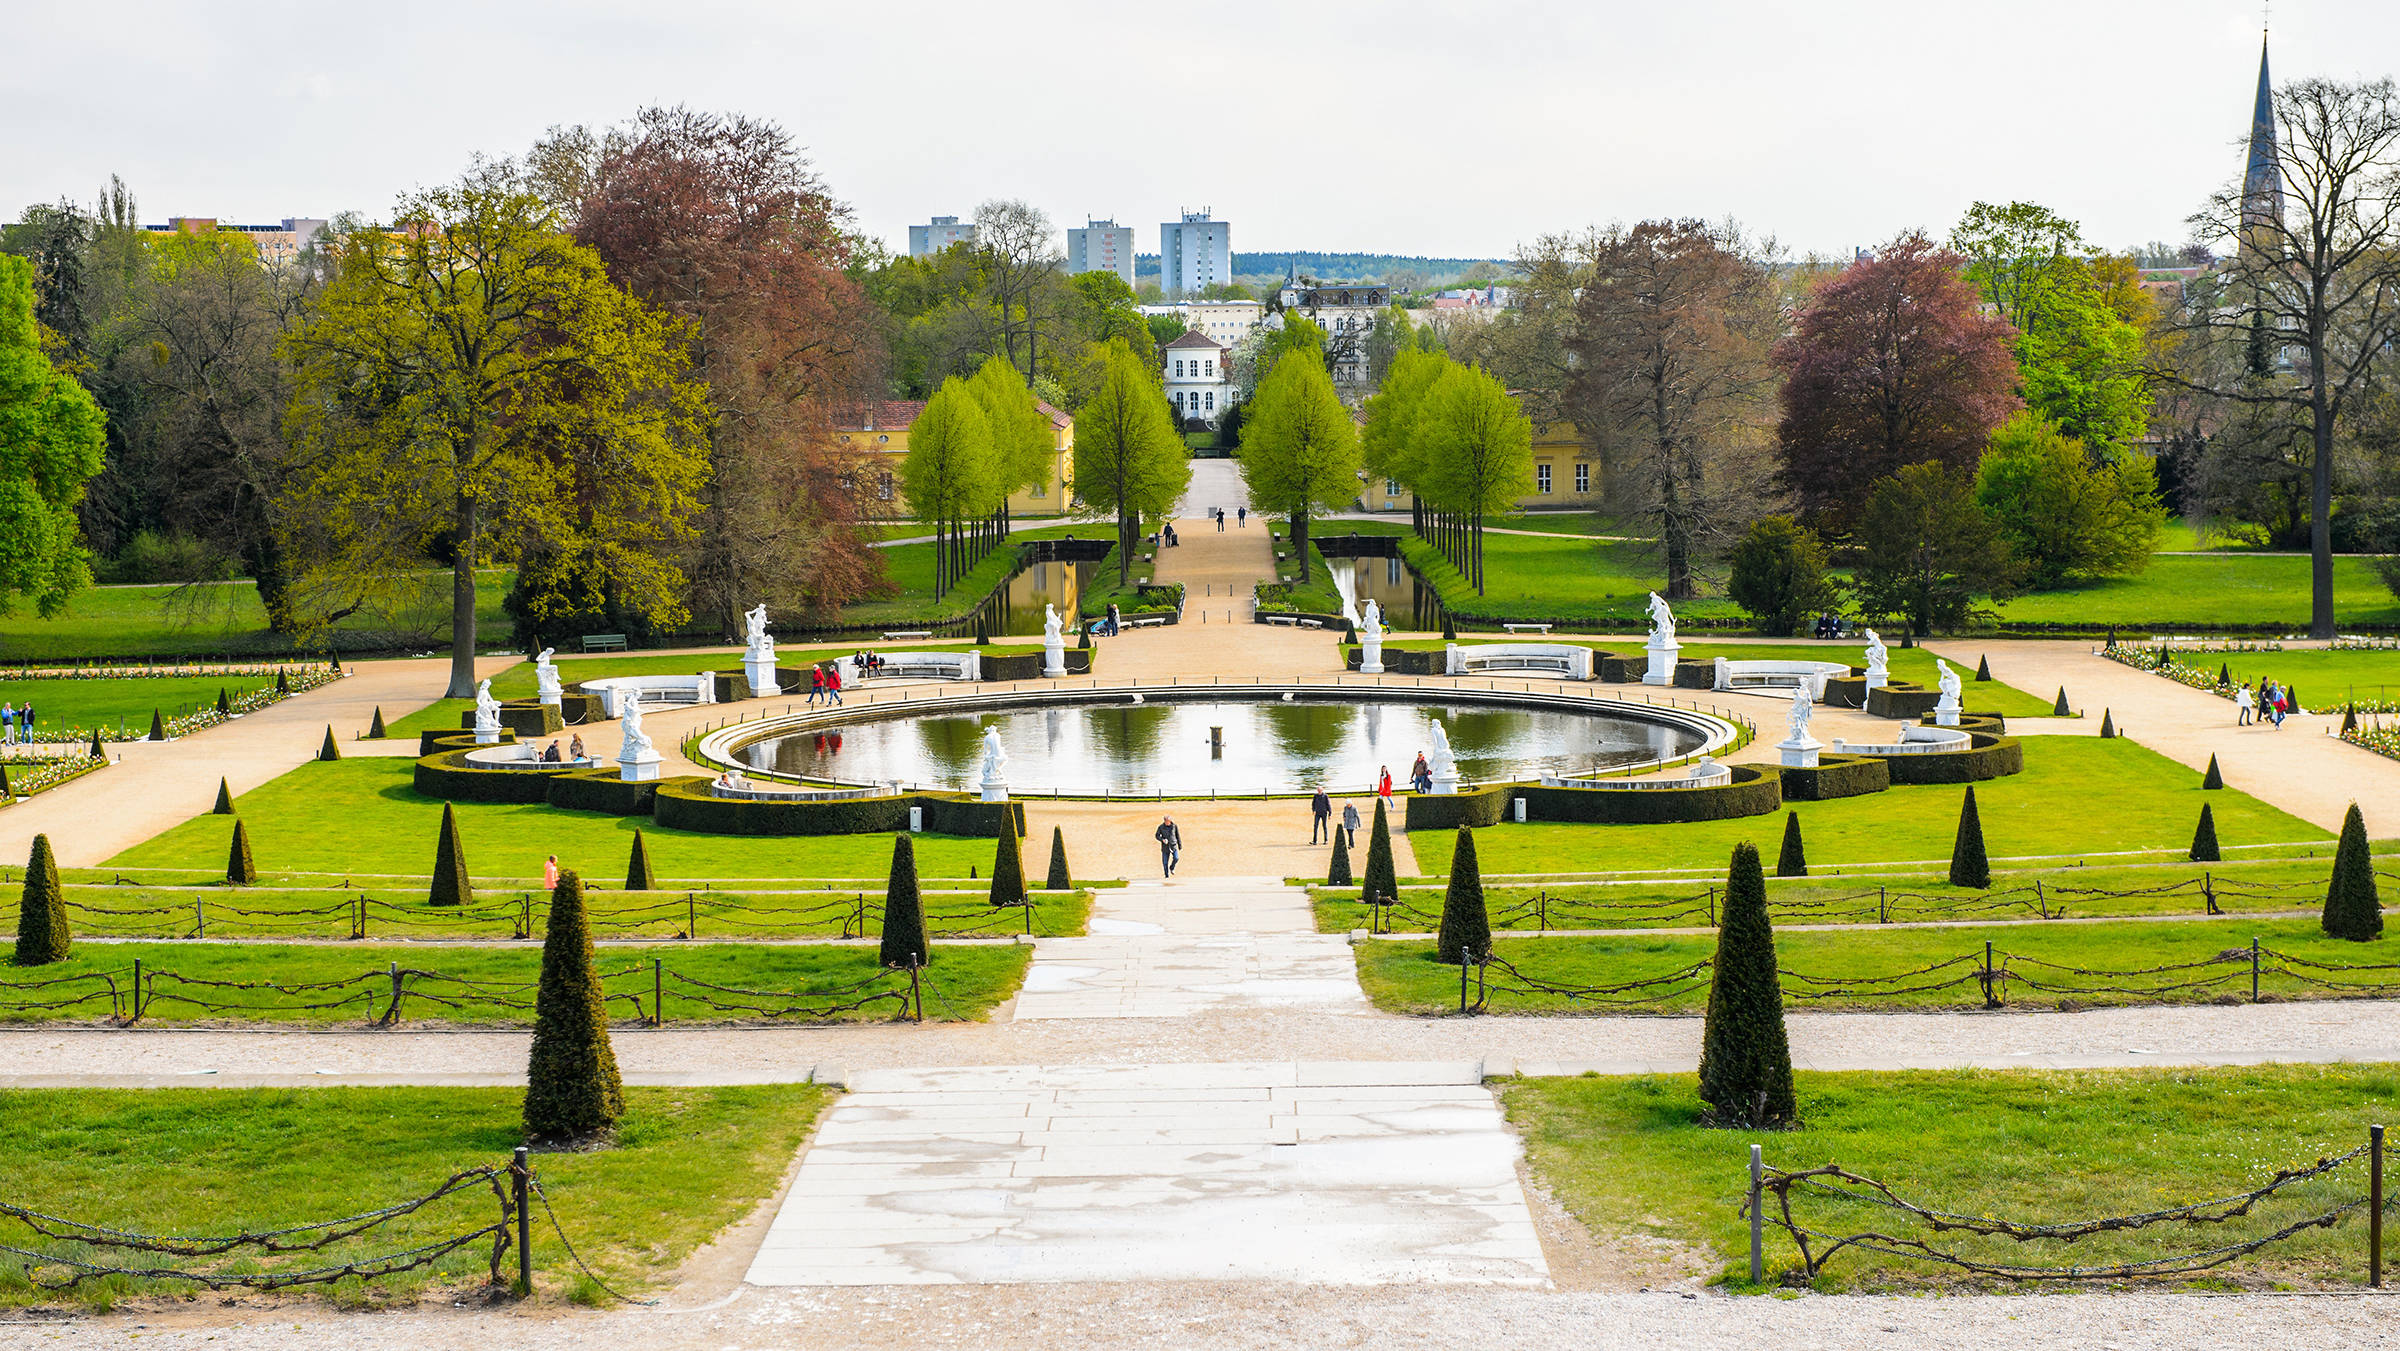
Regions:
[[1014, 878, 1365, 1019]]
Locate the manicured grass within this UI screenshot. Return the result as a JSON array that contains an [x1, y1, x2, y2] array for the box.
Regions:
[[1354, 914, 2393, 1015], [2, 940, 1029, 1026], [106, 760, 1010, 881], [1504, 1064, 2399, 1290], [2171, 647, 2400, 713], [1997, 554, 2400, 629], [0, 674, 282, 734], [1662, 642, 2054, 719], [1488, 512, 1628, 536], [1404, 738, 2323, 875], [840, 523, 1117, 628], [0, 1083, 831, 1306], [0, 571, 515, 662]]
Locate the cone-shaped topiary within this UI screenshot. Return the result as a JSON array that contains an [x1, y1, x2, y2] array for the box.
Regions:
[[148, 709, 166, 742], [317, 725, 341, 761], [428, 802, 471, 907], [2099, 709, 2116, 738], [2323, 804, 2384, 941], [2218, 662, 2232, 687], [1697, 842, 1795, 1128], [974, 617, 990, 645], [521, 870, 624, 1144], [212, 777, 235, 814], [275, 668, 289, 694], [624, 829, 655, 891], [988, 825, 1026, 907], [1044, 826, 1071, 890], [1435, 827, 1490, 965], [1949, 787, 1990, 889], [2190, 803, 2221, 862], [1327, 827, 1353, 886], [1974, 654, 1991, 681], [880, 834, 929, 968], [2344, 706, 2360, 735], [88, 729, 104, 760], [14, 834, 70, 965], [2289, 685, 2300, 714], [215, 687, 230, 715], [2053, 687, 2071, 717], [368, 706, 387, 739], [329, 653, 341, 674], [1776, 811, 1807, 878], [2202, 754, 2224, 790], [226, 818, 257, 886], [1362, 800, 1397, 903], [0, 761, 11, 797], [1077, 626, 1090, 651]]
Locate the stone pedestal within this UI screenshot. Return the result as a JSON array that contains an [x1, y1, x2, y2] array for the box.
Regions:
[[1865, 659, 1889, 692], [1644, 638, 1680, 686], [1778, 735, 1823, 768], [980, 774, 1009, 804], [1934, 698, 1961, 727], [745, 655, 781, 698], [619, 751, 662, 783], [1429, 767, 1459, 796], [1360, 632, 1385, 676], [474, 722, 501, 746], [1042, 633, 1067, 678]]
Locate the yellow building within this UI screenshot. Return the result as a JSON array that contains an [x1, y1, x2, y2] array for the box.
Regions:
[[834, 399, 1077, 519], [1360, 421, 1603, 513]]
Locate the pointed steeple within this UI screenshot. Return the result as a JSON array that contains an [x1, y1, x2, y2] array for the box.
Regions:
[[2243, 33, 2284, 231]]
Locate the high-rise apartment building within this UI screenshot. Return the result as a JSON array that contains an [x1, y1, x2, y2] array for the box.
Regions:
[[908, 215, 979, 257], [1065, 218, 1136, 287], [1159, 210, 1231, 297]]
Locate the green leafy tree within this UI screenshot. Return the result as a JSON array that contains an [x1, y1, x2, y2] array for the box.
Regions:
[[1727, 516, 1841, 637], [522, 869, 625, 1142], [1360, 346, 1445, 489], [880, 834, 930, 968], [1951, 201, 2153, 454], [1238, 348, 1359, 582], [2323, 803, 2383, 940], [280, 171, 712, 698], [1853, 462, 2019, 637], [1697, 842, 1795, 1127], [14, 833, 70, 965], [1071, 339, 1186, 585], [1435, 827, 1490, 965], [1949, 787, 1991, 889], [900, 376, 999, 598], [968, 355, 1056, 520], [428, 801, 472, 907], [1974, 412, 2162, 587], [0, 254, 107, 617], [1412, 363, 1534, 595], [1361, 800, 1397, 903]]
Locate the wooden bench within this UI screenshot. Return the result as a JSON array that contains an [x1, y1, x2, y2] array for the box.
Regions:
[[880, 630, 932, 641], [1502, 622, 1553, 635], [580, 633, 628, 653]]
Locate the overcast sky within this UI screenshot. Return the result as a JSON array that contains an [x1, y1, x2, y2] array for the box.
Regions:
[[5, 0, 2391, 263]]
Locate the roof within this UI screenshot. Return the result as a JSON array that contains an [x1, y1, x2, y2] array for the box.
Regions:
[[1035, 400, 1071, 430], [1163, 329, 1226, 352], [833, 400, 926, 432]]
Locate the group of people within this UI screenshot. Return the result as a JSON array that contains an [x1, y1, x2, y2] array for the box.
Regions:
[[805, 662, 845, 705], [1809, 613, 1852, 640], [1308, 790, 1365, 847], [2235, 678, 2299, 728], [0, 701, 37, 746], [1090, 603, 1124, 637], [537, 735, 587, 763], [1364, 755, 1434, 799], [1158, 523, 1180, 548], [852, 649, 888, 674], [1210, 507, 1247, 531]]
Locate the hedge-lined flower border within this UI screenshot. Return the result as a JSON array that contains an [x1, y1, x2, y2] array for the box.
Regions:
[[3, 664, 340, 744], [2, 754, 108, 800]]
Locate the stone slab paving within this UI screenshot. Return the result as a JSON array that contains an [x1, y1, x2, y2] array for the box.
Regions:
[[1014, 878, 1367, 1019], [744, 1060, 1548, 1288]]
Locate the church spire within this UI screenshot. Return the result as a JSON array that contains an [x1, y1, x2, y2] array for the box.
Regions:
[[2243, 32, 2284, 231]]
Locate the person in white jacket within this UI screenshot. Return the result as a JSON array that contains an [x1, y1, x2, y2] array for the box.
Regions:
[[2234, 684, 2255, 726]]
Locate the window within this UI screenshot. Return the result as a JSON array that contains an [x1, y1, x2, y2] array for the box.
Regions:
[[1204, 360, 1214, 377], [1536, 464, 1552, 494], [1030, 476, 1047, 498], [1386, 478, 1402, 496], [876, 434, 889, 443], [876, 471, 894, 501], [1204, 392, 1214, 410], [1174, 359, 1185, 378], [1574, 463, 1590, 492]]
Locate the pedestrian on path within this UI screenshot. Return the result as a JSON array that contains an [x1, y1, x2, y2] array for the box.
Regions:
[[826, 662, 844, 706], [1, 704, 13, 746], [1155, 815, 1182, 877], [1377, 766, 1393, 799], [1310, 788, 1332, 843], [1410, 753, 1432, 794], [1341, 801, 1361, 847], [543, 855, 560, 890], [1237, 506, 1247, 527], [2235, 684, 2254, 725], [807, 666, 824, 706]]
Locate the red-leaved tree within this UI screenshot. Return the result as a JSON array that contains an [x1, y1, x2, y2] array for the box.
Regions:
[[1774, 232, 2021, 530]]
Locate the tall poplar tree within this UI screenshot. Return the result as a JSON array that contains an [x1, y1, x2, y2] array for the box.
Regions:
[[1237, 348, 1358, 582], [0, 254, 107, 617], [899, 377, 998, 597], [1414, 363, 1534, 595], [1071, 339, 1186, 584]]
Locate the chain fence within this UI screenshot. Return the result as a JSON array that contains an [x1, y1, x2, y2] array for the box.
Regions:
[[53, 888, 1052, 941]]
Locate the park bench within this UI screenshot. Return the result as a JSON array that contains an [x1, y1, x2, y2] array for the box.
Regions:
[[853, 651, 979, 681], [880, 630, 933, 641], [1445, 642, 1595, 680], [578, 673, 717, 717], [580, 633, 627, 653], [1711, 657, 1852, 700], [1472, 654, 1574, 674], [1121, 614, 1172, 629], [1502, 622, 1553, 635]]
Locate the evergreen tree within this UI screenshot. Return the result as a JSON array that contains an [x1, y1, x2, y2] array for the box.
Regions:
[[212, 777, 235, 814], [1327, 828, 1353, 886], [428, 802, 471, 907], [1435, 827, 1490, 965], [521, 869, 625, 1143], [624, 829, 656, 891], [225, 818, 258, 885], [988, 825, 1026, 907], [147, 709, 165, 741], [1949, 787, 1990, 889], [2053, 687, 2071, 716], [14, 834, 70, 965], [1975, 654, 1992, 681], [1697, 842, 1795, 1127], [2190, 803, 2221, 862], [2202, 754, 2224, 790], [1361, 800, 1397, 903], [215, 687, 231, 715], [2323, 803, 2383, 941], [880, 834, 929, 968], [368, 706, 387, 738], [87, 728, 103, 760], [1776, 811, 1807, 878], [1044, 826, 1071, 890], [318, 725, 342, 761], [2099, 709, 2116, 738]]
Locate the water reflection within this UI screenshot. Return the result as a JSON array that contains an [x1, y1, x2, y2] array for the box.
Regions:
[[1333, 555, 1445, 631], [743, 698, 1699, 795]]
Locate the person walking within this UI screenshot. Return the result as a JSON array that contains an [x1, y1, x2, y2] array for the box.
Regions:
[[20, 702, 32, 734], [1310, 788, 1332, 844], [1215, 508, 1225, 532], [1154, 815, 1183, 878], [542, 855, 560, 890], [569, 733, 586, 760], [1410, 752, 1432, 794], [1377, 765, 1393, 799], [1, 703, 13, 747], [1237, 506, 1247, 528], [2234, 684, 2254, 726], [807, 665, 824, 706], [826, 662, 844, 706], [1341, 801, 1362, 847]]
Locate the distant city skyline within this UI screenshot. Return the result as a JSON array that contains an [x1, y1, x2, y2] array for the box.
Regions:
[[3, 1, 2393, 263]]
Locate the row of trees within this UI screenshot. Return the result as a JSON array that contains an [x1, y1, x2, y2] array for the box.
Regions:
[[1364, 350, 1533, 593]]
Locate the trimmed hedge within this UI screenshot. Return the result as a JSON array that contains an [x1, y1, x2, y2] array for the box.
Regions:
[[1671, 661, 1716, 690], [413, 747, 576, 804], [1865, 682, 1940, 719], [1821, 675, 1868, 709], [650, 781, 1026, 838], [978, 648, 1096, 681], [1342, 645, 1446, 676], [1777, 753, 1889, 801], [1403, 765, 1782, 830], [712, 672, 751, 703], [545, 768, 686, 816], [1872, 732, 2026, 785], [459, 702, 565, 737], [557, 693, 608, 725], [1401, 786, 1513, 832], [420, 728, 515, 757]]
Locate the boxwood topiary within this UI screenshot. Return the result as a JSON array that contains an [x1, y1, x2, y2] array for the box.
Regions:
[[2053, 687, 2071, 717], [1327, 828, 1353, 886], [1362, 800, 1397, 903], [368, 705, 387, 739], [1045, 826, 1071, 890], [212, 777, 235, 815], [1435, 827, 1490, 965], [15, 834, 70, 966], [318, 725, 341, 761], [1949, 786, 1990, 890], [215, 687, 231, 716], [988, 825, 1026, 907], [429, 802, 472, 907], [2190, 803, 2220, 863], [1697, 841, 1794, 1128], [625, 829, 656, 891], [880, 834, 929, 969], [148, 709, 165, 742], [521, 869, 624, 1145], [1776, 811, 1807, 878], [2323, 803, 2383, 941], [2202, 754, 2224, 790], [226, 818, 258, 886]]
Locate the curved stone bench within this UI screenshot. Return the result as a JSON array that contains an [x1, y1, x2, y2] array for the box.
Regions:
[[1832, 725, 1972, 755], [461, 745, 603, 771], [845, 651, 980, 683], [580, 674, 720, 718], [1542, 759, 1731, 790], [707, 777, 880, 802], [1445, 642, 1594, 680], [1711, 658, 1851, 699]]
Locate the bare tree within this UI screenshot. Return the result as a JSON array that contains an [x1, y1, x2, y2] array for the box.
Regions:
[[975, 200, 1061, 380]]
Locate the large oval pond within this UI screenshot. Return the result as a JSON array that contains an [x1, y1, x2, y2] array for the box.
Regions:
[[740, 698, 1703, 796]]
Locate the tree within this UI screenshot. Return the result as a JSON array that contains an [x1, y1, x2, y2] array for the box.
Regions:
[[1238, 349, 1359, 583], [280, 170, 713, 697], [429, 801, 472, 907], [899, 377, 999, 598], [1412, 363, 1534, 594], [2323, 803, 2383, 940], [974, 200, 1063, 379], [1044, 825, 1071, 890], [1949, 787, 1990, 889], [1853, 462, 2019, 636], [879, 834, 929, 969], [1697, 842, 1794, 1128], [1974, 412, 2163, 587], [1071, 340, 1186, 585], [1775, 233, 2022, 529], [1727, 516, 1840, 637], [1951, 201, 2153, 454], [2168, 76, 2400, 639], [1776, 811, 1807, 878], [968, 355, 1056, 525], [522, 869, 625, 1143], [625, 829, 656, 891], [14, 834, 69, 965], [1327, 828, 1353, 886], [0, 254, 107, 617], [987, 825, 1026, 907], [226, 817, 257, 885], [1361, 800, 1397, 903], [1435, 827, 1491, 964], [2190, 803, 2221, 863], [1567, 219, 1783, 597]]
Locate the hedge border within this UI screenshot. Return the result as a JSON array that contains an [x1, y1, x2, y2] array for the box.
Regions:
[[544, 768, 689, 816], [1777, 753, 1891, 801], [1402, 763, 1782, 830], [411, 745, 576, 804], [456, 701, 565, 738], [651, 780, 1026, 838], [1871, 730, 2026, 785], [1864, 682, 1940, 719]]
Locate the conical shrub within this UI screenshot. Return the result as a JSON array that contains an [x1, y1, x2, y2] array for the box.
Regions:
[[2323, 804, 2383, 941], [1327, 828, 1353, 886], [1974, 655, 1991, 682], [2343, 706, 2359, 735], [2098, 709, 2116, 739], [148, 709, 165, 742], [318, 725, 341, 761], [14, 834, 70, 965], [275, 669, 289, 695], [1697, 842, 1795, 1128], [2190, 803, 2221, 862], [0, 762, 11, 797], [1441, 614, 1456, 641], [87, 729, 104, 760], [988, 825, 1026, 907], [368, 706, 387, 739], [1044, 826, 1071, 890], [624, 830, 656, 891], [1435, 827, 1489, 965], [212, 777, 235, 814], [1776, 811, 1807, 878], [2218, 662, 2231, 686], [428, 802, 471, 907], [1362, 800, 1397, 903], [225, 818, 257, 886], [215, 687, 230, 715], [879, 834, 929, 969], [2202, 755, 2224, 790], [521, 870, 624, 1144], [2053, 687, 2070, 717], [1949, 787, 1990, 890]]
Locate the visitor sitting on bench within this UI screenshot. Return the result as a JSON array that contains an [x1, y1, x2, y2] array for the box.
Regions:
[[568, 733, 585, 760], [541, 740, 563, 763]]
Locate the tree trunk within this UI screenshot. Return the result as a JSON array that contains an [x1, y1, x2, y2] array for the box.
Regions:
[[1118, 507, 1133, 586], [1473, 510, 1484, 595], [2311, 378, 2336, 640], [1295, 507, 1311, 584], [445, 490, 479, 698]]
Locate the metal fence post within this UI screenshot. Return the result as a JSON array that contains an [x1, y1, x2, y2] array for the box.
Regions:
[[2251, 937, 2261, 1003], [512, 1145, 533, 1294], [387, 961, 403, 1024], [1748, 1143, 1765, 1283], [130, 957, 141, 1021], [2374, 1123, 2386, 1289], [1982, 940, 1999, 1009], [653, 958, 663, 1027]]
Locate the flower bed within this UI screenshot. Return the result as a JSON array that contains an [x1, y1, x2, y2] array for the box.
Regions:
[[2101, 642, 2400, 715], [2, 754, 108, 800], [7, 663, 341, 744], [2343, 721, 2400, 761]]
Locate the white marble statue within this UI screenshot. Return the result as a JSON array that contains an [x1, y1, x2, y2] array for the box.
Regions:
[[533, 648, 562, 704], [978, 727, 1010, 802], [619, 696, 653, 760], [1427, 719, 1459, 794], [743, 603, 774, 656], [1358, 598, 1386, 675], [1043, 603, 1063, 643], [1646, 591, 1677, 644], [1863, 629, 1890, 689], [1934, 656, 1963, 726], [472, 678, 501, 740], [1787, 682, 1814, 740], [1040, 602, 1067, 677]]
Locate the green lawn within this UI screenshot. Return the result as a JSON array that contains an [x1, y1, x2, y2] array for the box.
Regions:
[[3, 940, 1029, 1026], [0, 571, 515, 663], [1404, 738, 2322, 874], [840, 523, 1117, 628], [0, 674, 284, 735], [1488, 512, 1628, 537], [1664, 643, 2054, 718], [1355, 914, 2392, 1015], [1505, 1064, 2398, 1291], [1998, 554, 2400, 630], [106, 760, 1012, 881], [0, 1083, 830, 1306], [2149, 647, 2400, 713]]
